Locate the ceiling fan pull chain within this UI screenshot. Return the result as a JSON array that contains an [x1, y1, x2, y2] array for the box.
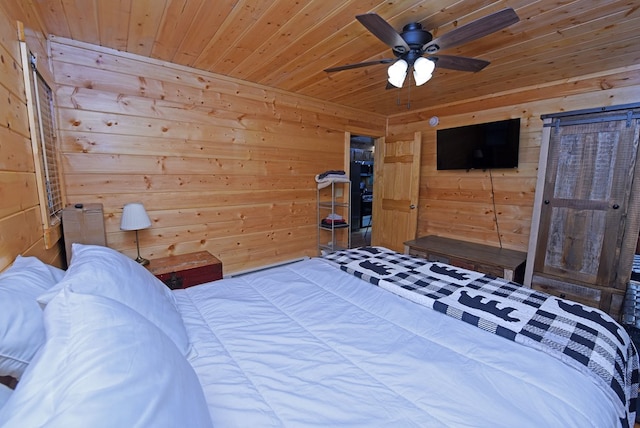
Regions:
[[407, 76, 412, 109]]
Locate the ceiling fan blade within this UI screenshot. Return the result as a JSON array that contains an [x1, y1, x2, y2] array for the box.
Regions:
[[431, 55, 490, 72], [424, 8, 519, 53], [356, 13, 410, 53], [324, 58, 394, 73]]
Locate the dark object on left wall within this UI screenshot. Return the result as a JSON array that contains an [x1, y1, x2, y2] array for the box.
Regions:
[[0, 375, 17, 389]]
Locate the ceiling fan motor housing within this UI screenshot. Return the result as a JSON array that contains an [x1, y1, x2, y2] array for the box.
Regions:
[[393, 22, 433, 64]]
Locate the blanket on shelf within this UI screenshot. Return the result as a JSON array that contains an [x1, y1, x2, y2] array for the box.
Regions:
[[322, 246, 639, 428], [315, 170, 350, 189]]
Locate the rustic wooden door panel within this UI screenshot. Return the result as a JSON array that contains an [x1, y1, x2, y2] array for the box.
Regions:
[[543, 207, 606, 281], [372, 132, 421, 252], [534, 113, 639, 292]]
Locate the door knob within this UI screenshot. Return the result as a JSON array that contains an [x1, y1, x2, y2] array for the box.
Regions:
[[612, 204, 620, 209], [409, 204, 416, 209], [544, 200, 550, 205]]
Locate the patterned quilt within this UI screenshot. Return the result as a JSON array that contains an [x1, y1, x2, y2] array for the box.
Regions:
[[322, 246, 640, 428]]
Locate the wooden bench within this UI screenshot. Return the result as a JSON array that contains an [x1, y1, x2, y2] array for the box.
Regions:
[[404, 235, 527, 284]]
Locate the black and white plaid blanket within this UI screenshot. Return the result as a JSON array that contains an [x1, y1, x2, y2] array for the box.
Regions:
[[323, 246, 639, 428]]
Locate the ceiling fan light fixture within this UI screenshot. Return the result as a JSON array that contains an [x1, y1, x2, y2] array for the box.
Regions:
[[387, 59, 408, 88], [413, 57, 435, 86]]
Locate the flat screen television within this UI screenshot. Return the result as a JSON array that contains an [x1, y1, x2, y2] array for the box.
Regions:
[[436, 118, 520, 170]]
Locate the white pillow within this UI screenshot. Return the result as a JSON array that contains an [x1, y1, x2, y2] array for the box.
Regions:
[[38, 244, 191, 356], [0, 256, 65, 378], [0, 287, 213, 428]]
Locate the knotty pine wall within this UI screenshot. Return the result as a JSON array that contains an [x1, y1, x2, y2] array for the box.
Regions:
[[388, 67, 640, 253], [0, 5, 63, 271], [50, 37, 384, 274], [3, 0, 640, 274]]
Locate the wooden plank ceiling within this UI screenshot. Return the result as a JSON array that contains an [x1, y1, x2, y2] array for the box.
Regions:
[[12, 0, 640, 116]]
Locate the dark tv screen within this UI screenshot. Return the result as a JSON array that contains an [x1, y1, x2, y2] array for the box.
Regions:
[[436, 118, 520, 170]]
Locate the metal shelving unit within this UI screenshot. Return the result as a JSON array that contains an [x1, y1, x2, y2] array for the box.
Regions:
[[317, 180, 351, 254]]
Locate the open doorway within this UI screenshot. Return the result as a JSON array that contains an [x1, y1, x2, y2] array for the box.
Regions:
[[350, 135, 375, 247]]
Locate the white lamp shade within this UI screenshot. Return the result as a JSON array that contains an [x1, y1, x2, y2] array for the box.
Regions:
[[387, 59, 408, 88], [413, 57, 435, 86], [120, 203, 152, 231]]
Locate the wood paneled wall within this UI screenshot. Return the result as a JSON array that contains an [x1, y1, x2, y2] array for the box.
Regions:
[[50, 37, 384, 273], [0, 4, 63, 271], [3, 1, 640, 275], [388, 66, 640, 253]]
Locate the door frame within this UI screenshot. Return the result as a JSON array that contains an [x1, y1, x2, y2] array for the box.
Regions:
[[523, 119, 552, 286]]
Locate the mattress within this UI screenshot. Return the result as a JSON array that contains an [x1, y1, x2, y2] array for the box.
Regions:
[[174, 256, 625, 427]]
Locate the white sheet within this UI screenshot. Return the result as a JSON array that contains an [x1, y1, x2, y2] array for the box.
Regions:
[[174, 258, 619, 427]]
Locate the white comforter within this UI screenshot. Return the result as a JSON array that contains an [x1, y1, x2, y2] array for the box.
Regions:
[[174, 257, 619, 427]]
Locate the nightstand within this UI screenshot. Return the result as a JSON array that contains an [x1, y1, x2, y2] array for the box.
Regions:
[[147, 251, 223, 289]]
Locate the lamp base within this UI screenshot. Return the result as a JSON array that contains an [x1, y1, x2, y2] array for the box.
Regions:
[[135, 255, 150, 266], [133, 229, 149, 266]]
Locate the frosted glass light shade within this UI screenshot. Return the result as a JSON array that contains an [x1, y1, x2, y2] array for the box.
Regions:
[[120, 203, 151, 231], [387, 59, 408, 88], [413, 57, 435, 86]]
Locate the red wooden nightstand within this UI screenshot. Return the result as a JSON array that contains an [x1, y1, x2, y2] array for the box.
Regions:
[[147, 251, 223, 289]]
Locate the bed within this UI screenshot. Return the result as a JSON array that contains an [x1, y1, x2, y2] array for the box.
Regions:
[[0, 244, 638, 427]]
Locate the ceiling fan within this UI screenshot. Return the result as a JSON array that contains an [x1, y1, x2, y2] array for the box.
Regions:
[[324, 8, 519, 88]]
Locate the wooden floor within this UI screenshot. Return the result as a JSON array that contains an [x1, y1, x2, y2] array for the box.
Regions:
[[351, 227, 371, 248]]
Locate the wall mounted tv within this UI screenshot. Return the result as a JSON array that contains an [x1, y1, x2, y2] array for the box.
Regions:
[[436, 118, 520, 170]]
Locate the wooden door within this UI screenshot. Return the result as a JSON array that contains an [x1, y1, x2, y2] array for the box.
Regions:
[[371, 132, 421, 252], [532, 109, 640, 314]]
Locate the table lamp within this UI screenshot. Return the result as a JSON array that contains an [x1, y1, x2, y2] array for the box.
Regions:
[[120, 202, 152, 266]]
